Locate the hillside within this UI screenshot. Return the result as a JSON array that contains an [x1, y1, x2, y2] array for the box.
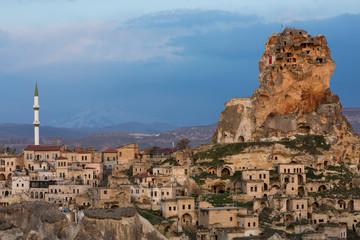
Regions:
[[0, 124, 217, 152]]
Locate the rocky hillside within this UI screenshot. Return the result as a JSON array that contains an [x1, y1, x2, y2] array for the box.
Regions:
[[213, 28, 360, 162], [0, 202, 166, 240]]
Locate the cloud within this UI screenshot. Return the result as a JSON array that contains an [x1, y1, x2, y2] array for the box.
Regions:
[[0, 10, 264, 72]]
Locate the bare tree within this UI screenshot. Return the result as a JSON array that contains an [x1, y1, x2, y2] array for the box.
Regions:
[[176, 138, 190, 150]]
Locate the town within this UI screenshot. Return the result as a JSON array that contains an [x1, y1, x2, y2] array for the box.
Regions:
[[1, 28, 360, 240]]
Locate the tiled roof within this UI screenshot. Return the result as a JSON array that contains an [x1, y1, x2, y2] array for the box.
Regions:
[[133, 173, 155, 178], [103, 148, 117, 153], [24, 145, 62, 151], [77, 150, 91, 154], [155, 148, 176, 153], [55, 156, 68, 160]]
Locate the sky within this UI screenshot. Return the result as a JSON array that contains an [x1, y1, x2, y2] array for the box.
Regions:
[[1, 1, 360, 128]]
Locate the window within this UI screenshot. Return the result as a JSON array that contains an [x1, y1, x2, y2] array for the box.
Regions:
[[248, 222, 250, 227], [188, 204, 191, 209], [263, 174, 266, 178], [169, 207, 171, 211], [173, 206, 176, 210], [230, 217, 233, 221], [253, 222, 256, 227], [183, 205, 185, 210], [250, 187, 253, 192], [259, 174, 262, 179], [104, 190, 107, 194]]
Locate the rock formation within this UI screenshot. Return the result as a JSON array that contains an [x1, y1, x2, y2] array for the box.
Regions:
[[214, 28, 360, 161], [0, 202, 167, 240]]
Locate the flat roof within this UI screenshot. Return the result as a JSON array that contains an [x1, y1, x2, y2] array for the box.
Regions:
[[200, 207, 246, 211]]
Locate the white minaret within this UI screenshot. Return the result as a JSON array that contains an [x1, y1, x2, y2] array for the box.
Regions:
[[33, 83, 40, 145]]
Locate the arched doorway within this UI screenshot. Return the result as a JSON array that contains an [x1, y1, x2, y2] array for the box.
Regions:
[[211, 183, 225, 194], [298, 186, 305, 196], [286, 199, 291, 211], [276, 199, 281, 210], [7, 174, 11, 180], [221, 168, 230, 177], [285, 214, 293, 223], [298, 175, 304, 184], [311, 202, 319, 208], [0, 174, 5, 181], [348, 200, 354, 211], [318, 185, 327, 192], [181, 213, 193, 226], [284, 176, 290, 183], [4, 191, 9, 197]]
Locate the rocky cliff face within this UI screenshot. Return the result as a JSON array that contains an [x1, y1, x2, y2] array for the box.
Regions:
[[0, 202, 167, 240], [214, 28, 360, 161]]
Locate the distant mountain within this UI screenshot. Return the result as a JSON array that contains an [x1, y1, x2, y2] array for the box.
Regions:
[[1, 107, 360, 153], [343, 108, 360, 134], [0, 124, 217, 152], [48, 104, 166, 128], [0, 121, 177, 139]]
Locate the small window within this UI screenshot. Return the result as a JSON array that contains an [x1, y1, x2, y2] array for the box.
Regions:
[[188, 204, 191, 209], [169, 207, 171, 211], [230, 217, 233, 221], [104, 190, 107, 194]]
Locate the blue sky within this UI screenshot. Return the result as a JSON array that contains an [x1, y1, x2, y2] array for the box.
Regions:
[[1, 1, 360, 128]]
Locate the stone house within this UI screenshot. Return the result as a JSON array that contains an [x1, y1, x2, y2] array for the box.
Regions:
[[279, 163, 306, 196], [198, 207, 247, 228], [24, 145, 63, 172], [102, 148, 117, 173], [11, 174, 30, 194], [116, 143, 140, 164], [90, 186, 131, 208], [0, 154, 22, 181], [161, 196, 196, 226]]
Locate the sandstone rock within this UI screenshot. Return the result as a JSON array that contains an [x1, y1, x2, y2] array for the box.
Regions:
[[0, 202, 166, 240], [214, 28, 360, 162]]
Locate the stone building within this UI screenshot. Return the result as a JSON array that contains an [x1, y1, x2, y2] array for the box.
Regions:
[[161, 196, 196, 226]]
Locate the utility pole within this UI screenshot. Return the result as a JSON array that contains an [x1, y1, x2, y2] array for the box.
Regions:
[[299, 208, 302, 235]]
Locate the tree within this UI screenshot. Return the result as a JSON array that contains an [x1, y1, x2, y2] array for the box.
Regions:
[[176, 138, 190, 150], [143, 146, 160, 157]]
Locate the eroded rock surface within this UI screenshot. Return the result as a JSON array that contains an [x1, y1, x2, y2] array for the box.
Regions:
[[214, 28, 360, 162], [0, 202, 166, 240]]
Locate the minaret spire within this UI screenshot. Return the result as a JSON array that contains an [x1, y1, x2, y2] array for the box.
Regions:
[[33, 83, 40, 145]]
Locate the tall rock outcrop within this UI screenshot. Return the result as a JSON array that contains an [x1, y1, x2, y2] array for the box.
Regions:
[[214, 28, 360, 161]]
